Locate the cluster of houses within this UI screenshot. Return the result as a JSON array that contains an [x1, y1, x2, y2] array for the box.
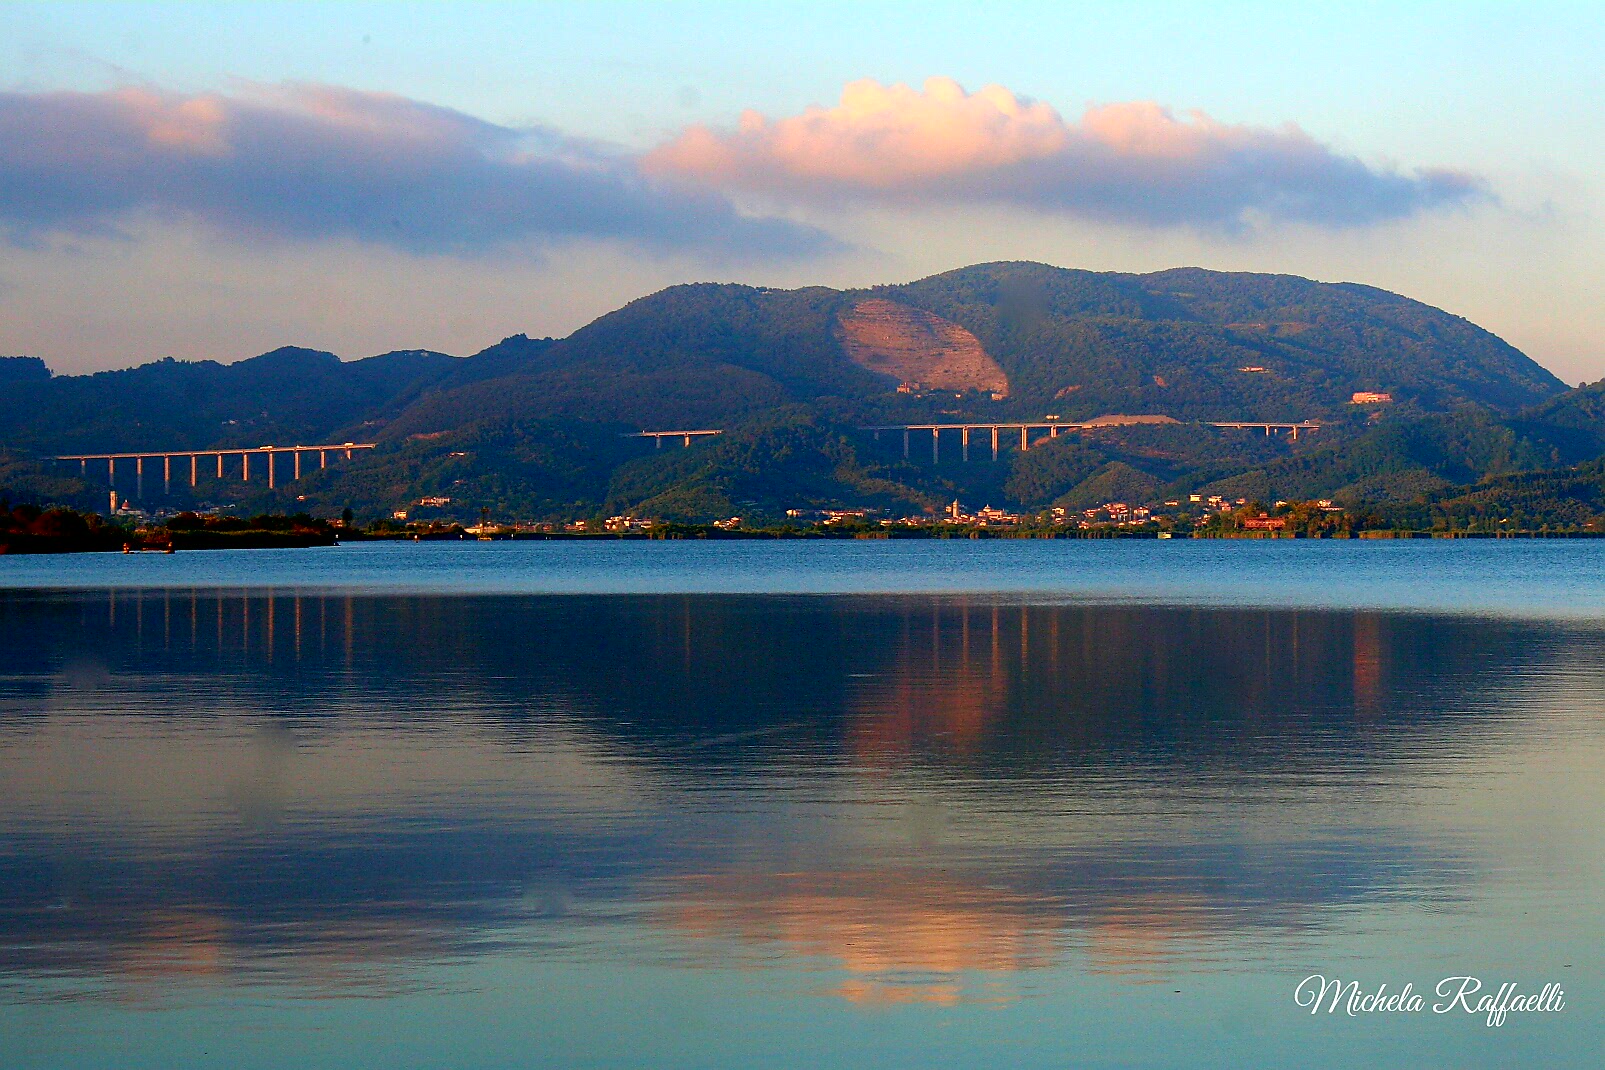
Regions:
[[410, 490, 1346, 535]]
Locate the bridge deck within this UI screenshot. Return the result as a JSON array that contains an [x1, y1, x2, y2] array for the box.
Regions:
[[55, 442, 376, 461]]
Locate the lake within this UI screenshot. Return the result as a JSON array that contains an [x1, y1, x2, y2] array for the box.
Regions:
[[1, 541, 1600, 1067]]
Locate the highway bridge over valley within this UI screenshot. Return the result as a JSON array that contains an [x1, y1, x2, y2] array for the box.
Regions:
[[55, 442, 377, 499], [629, 419, 1320, 462]]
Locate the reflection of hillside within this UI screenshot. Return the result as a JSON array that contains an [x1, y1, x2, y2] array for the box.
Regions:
[[0, 588, 1579, 1001], [13, 908, 456, 998], [0, 590, 1555, 769], [840, 600, 1520, 766]]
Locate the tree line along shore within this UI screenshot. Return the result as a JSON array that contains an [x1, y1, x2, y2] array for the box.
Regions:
[[5, 502, 1605, 555]]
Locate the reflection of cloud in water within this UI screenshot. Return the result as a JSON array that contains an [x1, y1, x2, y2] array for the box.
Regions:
[[662, 871, 1057, 1005], [0, 795, 1477, 1002], [649, 825, 1474, 1002]]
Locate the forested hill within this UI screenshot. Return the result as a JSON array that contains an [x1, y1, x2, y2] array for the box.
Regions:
[[3, 262, 1594, 526], [0, 344, 487, 454], [384, 263, 1566, 435], [885, 264, 1565, 416], [1, 263, 1566, 455]]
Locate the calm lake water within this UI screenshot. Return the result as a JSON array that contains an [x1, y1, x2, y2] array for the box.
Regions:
[[1, 542, 1601, 1067]]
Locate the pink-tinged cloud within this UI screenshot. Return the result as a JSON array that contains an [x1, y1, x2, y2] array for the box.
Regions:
[[647, 77, 1486, 228], [0, 84, 833, 257]]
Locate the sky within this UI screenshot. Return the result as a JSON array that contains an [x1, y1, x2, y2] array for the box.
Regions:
[[0, 1, 1600, 381]]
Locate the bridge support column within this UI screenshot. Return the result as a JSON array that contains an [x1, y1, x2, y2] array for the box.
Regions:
[[319, 450, 327, 469], [1020, 426, 1029, 451], [992, 427, 999, 461], [108, 457, 115, 486], [242, 452, 249, 482], [163, 456, 171, 495], [932, 428, 939, 464], [79, 458, 86, 477], [136, 456, 144, 499], [683, 434, 692, 447], [293, 450, 301, 480], [345, 447, 352, 460], [191, 455, 198, 487], [1050, 425, 1059, 439], [962, 426, 970, 462], [903, 429, 910, 459], [217, 453, 224, 479], [267, 450, 275, 489]]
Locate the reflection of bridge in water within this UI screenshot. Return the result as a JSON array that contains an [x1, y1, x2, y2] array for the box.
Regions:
[[56, 442, 377, 498], [633, 420, 1321, 462]]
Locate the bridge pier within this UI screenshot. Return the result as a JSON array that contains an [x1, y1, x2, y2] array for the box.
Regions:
[[191, 455, 198, 487], [962, 426, 970, 462], [242, 452, 250, 482], [1020, 426, 1029, 451], [135, 456, 144, 499], [294, 450, 302, 480], [266, 449, 275, 490], [992, 426, 999, 461], [163, 455, 171, 495]]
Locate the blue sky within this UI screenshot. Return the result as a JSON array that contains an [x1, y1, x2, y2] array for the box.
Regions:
[[0, 1, 1600, 378]]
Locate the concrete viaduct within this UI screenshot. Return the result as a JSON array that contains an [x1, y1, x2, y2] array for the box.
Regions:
[[56, 442, 376, 499], [628, 420, 1321, 462]]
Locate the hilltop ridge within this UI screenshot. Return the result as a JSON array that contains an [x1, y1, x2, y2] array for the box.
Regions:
[[0, 262, 1591, 525]]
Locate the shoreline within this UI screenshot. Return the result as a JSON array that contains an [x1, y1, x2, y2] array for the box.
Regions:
[[7, 527, 1605, 554]]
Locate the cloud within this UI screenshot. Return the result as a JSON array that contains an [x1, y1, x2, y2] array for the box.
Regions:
[[0, 84, 833, 257], [647, 77, 1487, 229]]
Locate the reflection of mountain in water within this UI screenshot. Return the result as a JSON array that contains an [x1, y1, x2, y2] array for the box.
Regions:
[[0, 590, 1580, 999]]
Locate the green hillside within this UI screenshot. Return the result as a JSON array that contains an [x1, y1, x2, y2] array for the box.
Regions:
[[377, 263, 1565, 436], [0, 346, 460, 454], [0, 262, 1590, 524]]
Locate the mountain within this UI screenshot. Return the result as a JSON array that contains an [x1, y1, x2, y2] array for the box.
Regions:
[[378, 263, 1565, 436], [0, 346, 468, 455], [0, 262, 1589, 522], [889, 264, 1564, 415]]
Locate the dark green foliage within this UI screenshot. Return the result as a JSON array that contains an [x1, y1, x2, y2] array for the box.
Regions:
[[604, 408, 935, 521], [1421, 460, 1605, 531], [387, 360, 791, 438], [0, 451, 105, 512], [0, 346, 461, 454], [1507, 378, 1605, 462], [1194, 410, 1553, 505], [434, 334, 556, 388], [1057, 463, 1165, 510], [259, 418, 642, 522], [0, 356, 50, 383], [1004, 437, 1109, 505], [0, 503, 126, 553], [888, 263, 1564, 417]]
